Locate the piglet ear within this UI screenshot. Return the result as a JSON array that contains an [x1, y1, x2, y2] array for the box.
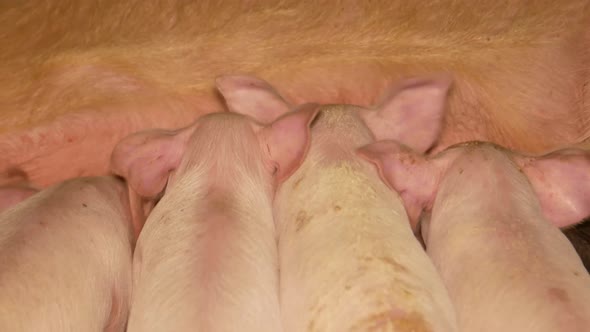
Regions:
[[110, 128, 188, 236], [360, 74, 452, 153], [216, 75, 292, 124], [514, 148, 590, 228], [111, 129, 188, 198], [357, 140, 440, 232], [259, 103, 320, 182]]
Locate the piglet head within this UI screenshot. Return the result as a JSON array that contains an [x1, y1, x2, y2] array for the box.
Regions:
[[359, 140, 590, 238], [111, 102, 318, 239], [216, 73, 452, 155], [217, 73, 452, 233]]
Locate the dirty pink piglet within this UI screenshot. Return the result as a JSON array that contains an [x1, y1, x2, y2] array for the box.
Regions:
[[359, 140, 590, 332]]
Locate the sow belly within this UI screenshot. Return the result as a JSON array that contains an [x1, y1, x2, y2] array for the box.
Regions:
[[1, 0, 589, 188]]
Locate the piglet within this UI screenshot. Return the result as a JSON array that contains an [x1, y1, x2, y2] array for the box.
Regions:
[[358, 140, 590, 332], [110, 105, 319, 331], [0, 176, 133, 332], [218, 74, 459, 332]]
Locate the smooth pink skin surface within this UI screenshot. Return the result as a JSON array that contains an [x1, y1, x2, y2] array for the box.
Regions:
[[0, 186, 38, 212], [0, 176, 133, 332], [358, 141, 590, 231], [216, 73, 452, 154]]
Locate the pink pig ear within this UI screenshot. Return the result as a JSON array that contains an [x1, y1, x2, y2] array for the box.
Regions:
[[216, 75, 292, 124], [360, 74, 452, 153], [110, 129, 188, 198], [357, 140, 442, 232], [110, 129, 189, 237], [258, 103, 320, 182], [514, 148, 590, 228]]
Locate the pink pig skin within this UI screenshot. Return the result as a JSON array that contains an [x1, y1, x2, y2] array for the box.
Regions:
[[0, 186, 38, 212], [0, 176, 133, 332], [110, 106, 318, 332], [358, 141, 590, 332], [218, 75, 459, 332]]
